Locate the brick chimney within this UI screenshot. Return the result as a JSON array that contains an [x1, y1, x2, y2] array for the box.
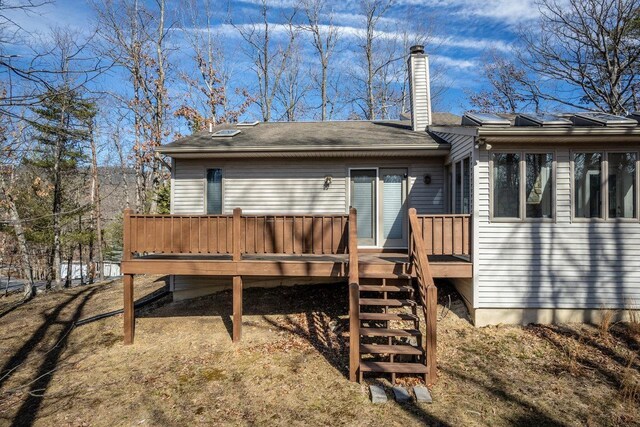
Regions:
[[407, 45, 432, 132]]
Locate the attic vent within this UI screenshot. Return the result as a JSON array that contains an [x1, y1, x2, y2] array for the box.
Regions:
[[462, 112, 510, 127], [237, 121, 259, 127], [515, 113, 572, 127], [572, 112, 637, 127], [212, 129, 241, 137]]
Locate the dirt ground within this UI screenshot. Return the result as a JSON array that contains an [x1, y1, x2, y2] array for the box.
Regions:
[[0, 276, 639, 427]]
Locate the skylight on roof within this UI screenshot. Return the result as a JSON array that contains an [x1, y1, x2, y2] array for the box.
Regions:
[[237, 121, 259, 127], [212, 129, 241, 137], [572, 112, 637, 127], [515, 113, 572, 127], [461, 112, 511, 127]]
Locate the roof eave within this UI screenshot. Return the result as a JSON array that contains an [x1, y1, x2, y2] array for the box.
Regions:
[[478, 127, 640, 143]]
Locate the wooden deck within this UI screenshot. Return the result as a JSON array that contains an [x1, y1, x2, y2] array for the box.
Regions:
[[119, 208, 472, 383], [121, 253, 471, 278]]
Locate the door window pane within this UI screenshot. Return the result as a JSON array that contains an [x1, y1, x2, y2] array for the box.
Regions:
[[526, 153, 553, 218], [382, 172, 403, 239], [608, 153, 637, 218], [493, 153, 520, 218], [206, 168, 222, 214], [463, 157, 470, 214], [574, 153, 602, 218], [351, 170, 376, 244]]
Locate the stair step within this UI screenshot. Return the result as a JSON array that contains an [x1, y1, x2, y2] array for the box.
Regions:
[[359, 285, 414, 293], [360, 361, 428, 374], [360, 327, 421, 337], [360, 344, 423, 355], [360, 298, 416, 307], [359, 312, 418, 322]]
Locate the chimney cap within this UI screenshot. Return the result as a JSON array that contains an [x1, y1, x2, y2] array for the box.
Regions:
[[410, 45, 424, 55]]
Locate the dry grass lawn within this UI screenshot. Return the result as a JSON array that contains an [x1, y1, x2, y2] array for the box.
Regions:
[[0, 276, 639, 426]]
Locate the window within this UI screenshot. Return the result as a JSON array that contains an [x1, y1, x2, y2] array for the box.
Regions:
[[455, 163, 462, 213], [526, 153, 553, 218], [463, 157, 470, 214], [492, 153, 520, 218], [206, 168, 223, 214], [608, 153, 637, 219], [574, 153, 602, 218], [491, 152, 554, 220], [453, 157, 471, 214]]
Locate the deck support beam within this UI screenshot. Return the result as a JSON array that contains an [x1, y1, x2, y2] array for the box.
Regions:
[[233, 275, 243, 342], [123, 274, 134, 345]]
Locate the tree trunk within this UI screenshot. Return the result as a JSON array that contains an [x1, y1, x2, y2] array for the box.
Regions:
[[0, 175, 35, 299], [89, 122, 104, 282]]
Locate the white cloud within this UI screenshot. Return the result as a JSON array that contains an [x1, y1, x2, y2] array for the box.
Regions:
[[431, 55, 478, 70], [395, 0, 540, 26]]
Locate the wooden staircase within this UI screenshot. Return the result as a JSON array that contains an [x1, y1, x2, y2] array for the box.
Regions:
[[348, 207, 437, 385], [357, 278, 428, 383]]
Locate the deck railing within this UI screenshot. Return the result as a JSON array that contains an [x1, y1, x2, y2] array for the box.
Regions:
[[414, 214, 471, 256], [408, 208, 438, 385], [123, 209, 349, 259], [347, 208, 360, 382]]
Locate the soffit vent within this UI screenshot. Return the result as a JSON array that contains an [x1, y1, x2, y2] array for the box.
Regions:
[[515, 113, 572, 127], [461, 112, 511, 127], [571, 112, 637, 127], [212, 129, 241, 137]]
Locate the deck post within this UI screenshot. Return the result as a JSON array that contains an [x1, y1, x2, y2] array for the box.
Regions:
[[348, 207, 360, 382], [233, 207, 242, 262], [123, 274, 135, 344], [123, 208, 132, 262], [426, 284, 437, 384], [232, 275, 243, 342]]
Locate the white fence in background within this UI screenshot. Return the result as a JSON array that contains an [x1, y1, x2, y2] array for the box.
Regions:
[[60, 262, 121, 280]]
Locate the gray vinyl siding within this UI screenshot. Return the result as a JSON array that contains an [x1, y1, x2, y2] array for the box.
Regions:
[[476, 145, 640, 310], [171, 157, 445, 215]]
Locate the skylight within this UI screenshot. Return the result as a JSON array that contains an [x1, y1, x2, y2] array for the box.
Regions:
[[237, 121, 259, 127], [572, 112, 637, 127], [515, 113, 572, 127], [462, 112, 511, 127], [212, 129, 241, 137]]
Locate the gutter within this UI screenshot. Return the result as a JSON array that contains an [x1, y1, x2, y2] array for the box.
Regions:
[[158, 145, 451, 158]]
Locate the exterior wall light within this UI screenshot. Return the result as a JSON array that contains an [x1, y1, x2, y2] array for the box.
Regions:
[[324, 175, 333, 189], [423, 174, 431, 185]]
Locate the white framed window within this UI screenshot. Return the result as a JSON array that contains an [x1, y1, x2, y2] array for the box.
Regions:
[[206, 168, 223, 214], [490, 151, 555, 221], [454, 157, 471, 214], [572, 151, 638, 221]]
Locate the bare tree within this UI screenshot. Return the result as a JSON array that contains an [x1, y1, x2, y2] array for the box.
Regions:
[[0, 114, 35, 298], [93, 0, 170, 213], [469, 52, 540, 113], [299, 0, 340, 121], [232, 0, 298, 122], [276, 40, 311, 121], [521, 0, 640, 114], [176, 0, 253, 132], [351, 0, 401, 120]]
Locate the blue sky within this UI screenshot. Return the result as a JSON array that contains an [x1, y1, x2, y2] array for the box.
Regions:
[[4, 0, 542, 119]]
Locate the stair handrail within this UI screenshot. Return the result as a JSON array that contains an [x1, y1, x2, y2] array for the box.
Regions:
[[348, 207, 360, 382], [408, 208, 437, 385]]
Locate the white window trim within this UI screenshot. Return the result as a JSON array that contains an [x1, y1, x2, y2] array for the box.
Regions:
[[489, 149, 557, 223], [571, 150, 640, 223], [204, 167, 225, 215]]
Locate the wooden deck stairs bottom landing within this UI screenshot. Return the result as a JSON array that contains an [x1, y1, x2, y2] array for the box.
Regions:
[[357, 277, 428, 383]]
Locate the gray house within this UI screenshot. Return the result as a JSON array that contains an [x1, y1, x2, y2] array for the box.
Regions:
[[152, 45, 640, 328], [119, 44, 640, 382]]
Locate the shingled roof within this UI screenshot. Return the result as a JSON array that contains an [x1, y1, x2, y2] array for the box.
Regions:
[[158, 118, 454, 156]]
